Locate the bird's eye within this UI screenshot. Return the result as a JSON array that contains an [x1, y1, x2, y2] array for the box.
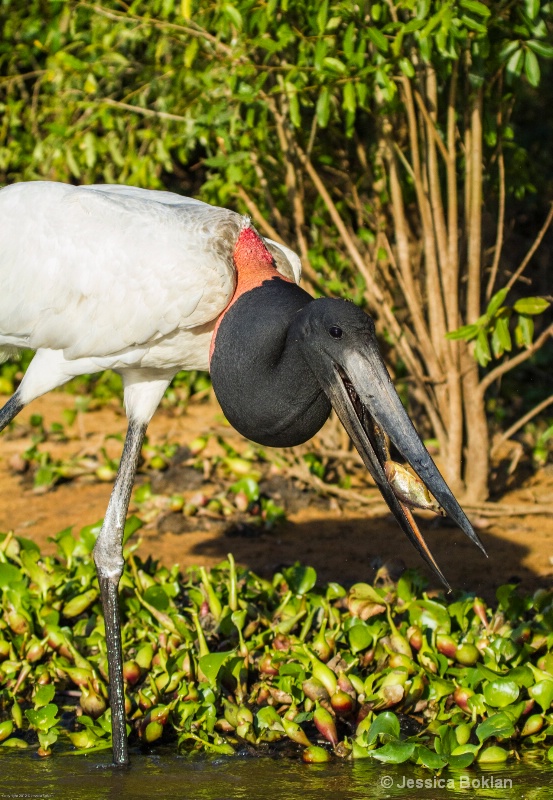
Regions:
[[329, 326, 343, 339]]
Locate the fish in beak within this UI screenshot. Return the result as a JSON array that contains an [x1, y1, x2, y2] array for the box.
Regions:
[[296, 298, 487, 590]]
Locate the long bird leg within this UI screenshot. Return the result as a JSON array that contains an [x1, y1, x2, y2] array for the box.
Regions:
[[93, 418, 147, 767], [0, 393, 24, 433]]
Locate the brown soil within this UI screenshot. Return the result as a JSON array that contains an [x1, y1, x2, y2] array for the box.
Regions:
[[1, 391, 552, 600]]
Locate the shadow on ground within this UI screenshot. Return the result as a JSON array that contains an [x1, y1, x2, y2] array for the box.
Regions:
[[146, 508, 551, 601]]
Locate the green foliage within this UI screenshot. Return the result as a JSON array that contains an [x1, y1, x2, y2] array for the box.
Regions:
[[446, 289, 551, 367], [2, 1, 551, 203], [2, 530, 553, 766]]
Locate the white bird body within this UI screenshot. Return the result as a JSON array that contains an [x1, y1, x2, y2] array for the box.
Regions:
[[0, 181, 300, 420]]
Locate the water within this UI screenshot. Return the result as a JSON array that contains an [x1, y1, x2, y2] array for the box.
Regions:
[[0, 750, 551, 800]]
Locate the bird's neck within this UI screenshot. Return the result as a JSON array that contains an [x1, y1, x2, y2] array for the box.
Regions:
[[209, 228, 331, 447], [209, 226, 288, 363]]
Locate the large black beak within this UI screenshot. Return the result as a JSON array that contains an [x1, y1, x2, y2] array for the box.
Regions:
[[317, 335, 487, 590]]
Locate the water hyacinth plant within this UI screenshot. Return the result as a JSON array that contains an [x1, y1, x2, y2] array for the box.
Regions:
[[0, 522, 553, 769]]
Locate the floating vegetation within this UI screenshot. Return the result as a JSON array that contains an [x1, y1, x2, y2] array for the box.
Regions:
[[1, 522, 553, 768]]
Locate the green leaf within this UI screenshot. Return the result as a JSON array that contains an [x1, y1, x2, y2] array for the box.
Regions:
[[143, 585, 170, 611], [477, 745, 509, 763], [474, 330, 492, 367], [491, 316, 512, 357], [62, 588, 99, 618], [448, 751, 477, 768], [366, 27, 389, 53], [38, 727, 59, 752], [525, 0, 540, 20], [223, 4, 242, 30], [483, 680, 519, 708], [499, 41, 521, 62], [506, 48, 525, 80], [366, 711, 400, 745], [256, 706, 284, 731], [524, 49, 541, 87], [428, 678, 456, 702], [486, 287, 509, 318], [231, 608, 247, 632], [343, 22, 356, 60], [527, 40, 553, 59], [513, 296, 550, 315], [0, 563, 24, 590], [508, 665, 534, 689], [25, 704, 59, 732], [316, 0, 328, 34], [459, 0, 491, 17], [515, 315, 534, 348], [399, 57, 415, 77], [198, 651, 234, 686], [326, 582, 346, 601], [20, 551, 53, 596], [467, 694, 488, 716], [416, 745, 447, 769], [370, 741, 415, 763], [451, 743, 480, 757], [528, 680, 553, 712], [316, 87, 331, 127], [323, 57, 347, 74], [445, 323, 479, 341], [123, 515, 144, 544], [78, 521, 103, 554], [460, 14, 487, 34], [348, 623, 373, 654], [283, 565, 317, 595], [476, 712, 515, 743], [409, 598, 451, 633], [33, 685, 56, 709], [342, 82, 356, 114], [286, 85, 301, 127], [230, 477, 260, 502]]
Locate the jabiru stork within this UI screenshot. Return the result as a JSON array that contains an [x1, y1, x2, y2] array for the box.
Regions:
[[0, 181, 486, 765]]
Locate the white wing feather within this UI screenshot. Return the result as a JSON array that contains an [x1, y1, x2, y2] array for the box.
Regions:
[[0, 182, 300, 363]]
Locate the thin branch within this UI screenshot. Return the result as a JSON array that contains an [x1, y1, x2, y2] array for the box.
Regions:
[[99, 97, 187, 122], [506, 202, 553, 290], [462, 503, 553, 516], [424, 69, 449, 312], [413, 88, 450, 163], [399, 76, 448, 361], [249, 153, 285, 229], [295, 145, 384, 304], [83, 3, 234, 57], [384, 150, 442, 380], [492, 393, 553, 454], [466, 88, 483, 324], [401, 75, 422, 184], [271, 97, 313, 280], [235, 187, 283, 242], [287, 466, 388, 510], [0, 69, 47, 87], [445, 61, 459, 332], [485, 83, 506, 301], [479, 322, 553, 395], [443, 62, 463, 490], [485, 145, 505, 301]]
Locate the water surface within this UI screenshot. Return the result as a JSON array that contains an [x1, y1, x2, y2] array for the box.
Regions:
[[1, 750, 551, 800]]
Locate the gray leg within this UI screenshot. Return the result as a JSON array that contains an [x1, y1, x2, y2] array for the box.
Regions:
[[0, 393, 24, 432], [93, 419, 147, 767]]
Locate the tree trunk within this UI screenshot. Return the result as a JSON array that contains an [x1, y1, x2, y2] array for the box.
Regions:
[[460, 350, 490, 503]]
